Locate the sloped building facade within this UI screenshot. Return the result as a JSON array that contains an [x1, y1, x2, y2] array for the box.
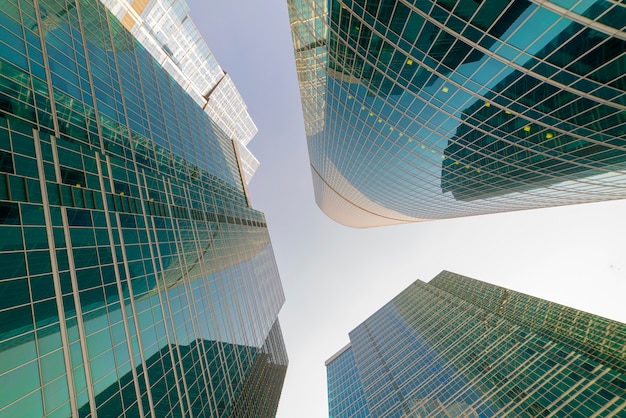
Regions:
[[327, 271, 626, 417], [0, 0, 287, 416]]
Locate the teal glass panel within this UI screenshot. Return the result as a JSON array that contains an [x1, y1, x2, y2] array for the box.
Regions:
[[23, 227, 48, 249], [0, 251, 26, 279], [0, 226, 23, 251], [27, 250, 52, 275], [0, 202, 20, 224], [0, 278, 30, 309]]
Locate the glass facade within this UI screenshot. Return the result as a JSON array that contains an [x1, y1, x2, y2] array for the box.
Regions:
[[0, 0, 287, 416], [289, 0, 626, 227], [326, 344, 371, 417], [99, 0, 260, 183], [327, 271, 626, 417]]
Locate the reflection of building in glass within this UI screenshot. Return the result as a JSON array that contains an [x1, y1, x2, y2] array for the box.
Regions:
[[327, 0, 531, 97], [77, 321, 287, 417], [0, 0, 287, 416], [442, 20, 626, 201], [327, 271, 626, 417], [289, 0, 626, 227]]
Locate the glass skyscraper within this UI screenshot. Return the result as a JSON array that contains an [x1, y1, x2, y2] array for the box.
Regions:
[[327, 271, 626, 417], [0, 0, 287, 416], [289, 0, 626, 227]]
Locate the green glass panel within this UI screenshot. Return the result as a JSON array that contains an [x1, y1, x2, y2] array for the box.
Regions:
[[0, 226, 23, 250], [8, 175, 26, 201], [36, 325, 63, 356], [0, 388, 43, 417], [69, 228, 95, 247], [52, 227, 66, 248], [27, 249, 52, 275], [33, 298, 58, 324], [0, 201, 20, 224], [43, 375, 69, 413], [73, 247, 98, 269], [13, 155, 38, 178], [0, 278, 29, 309], [39, 349, 66, 383], [0, 150, 14, 174], [0, 251, 26, 279], [75, 266, 101, 291], [23, 226, 48, 249], [55, 249, 69, 271], [29, 275, 54, 304], [66, 208, 92, 227]]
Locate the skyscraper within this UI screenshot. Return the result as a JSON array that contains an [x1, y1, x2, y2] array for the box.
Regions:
[[0, 0, 287, 416], [326, 271, 626, 417], [288, 0, 626, 227]]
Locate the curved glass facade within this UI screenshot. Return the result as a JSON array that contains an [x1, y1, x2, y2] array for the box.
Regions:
[[289, 0, 626, 227], [327, 272, 626, 417], [0, 0, 286, 415]]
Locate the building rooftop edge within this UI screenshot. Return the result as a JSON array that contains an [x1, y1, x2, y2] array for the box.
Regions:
[[325, 343, 352, 366]]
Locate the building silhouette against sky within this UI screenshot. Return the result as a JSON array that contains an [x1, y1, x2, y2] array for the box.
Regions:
[[0, 0, 287, 416], [326, 271, 626, 417], [289, 0, 626, 227]]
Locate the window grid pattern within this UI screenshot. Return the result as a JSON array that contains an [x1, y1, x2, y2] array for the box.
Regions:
[[0, 0, 287, 416], [289, 0, 626, 227], [327, 271, 626, 417], [327, 345, 371, 418], [98, 0, 260, 184]]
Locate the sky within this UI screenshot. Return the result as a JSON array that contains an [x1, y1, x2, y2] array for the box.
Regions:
[[187, 1, 626, 417]]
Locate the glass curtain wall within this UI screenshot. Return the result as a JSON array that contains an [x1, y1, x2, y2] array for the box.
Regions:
[[327, 271, 626, 417], [289, 0, 626, 227], [0, 0, 287, 416]]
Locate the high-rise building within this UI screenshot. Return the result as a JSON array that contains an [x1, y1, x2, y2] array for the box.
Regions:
[[0, 0, 287, 416], [288, 0, 626, 227], [326, 271, 626, 417]]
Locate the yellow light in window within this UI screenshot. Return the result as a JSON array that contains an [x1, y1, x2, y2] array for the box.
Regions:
[[524, 126, 531, 132], [421, 145, 425, 149], [341, 4, 346, 8], [398, 132, 403, 137], [465, 165, 470, 169], [355, 25, 360, 31], [546, 132, 554, 139], [406, 59, 413, 65], [150, 198, 154, 201], [369, 112, 374, 116], [505, 110, 511, 114], [484, 102, 490, 107], [377, 118, 382, 123], [389, 127, 394, 131], [442, 87, 449, 93], [455, 161, 460, 165], [476, 169, 481, 173], [120, 191, 125, 196], [361, 106, 365, 110], [75, 184, 81, 188], [348, 95, 353, 99]]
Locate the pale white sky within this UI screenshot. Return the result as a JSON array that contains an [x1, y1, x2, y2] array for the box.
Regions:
[[188, 1, 626, 417]]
